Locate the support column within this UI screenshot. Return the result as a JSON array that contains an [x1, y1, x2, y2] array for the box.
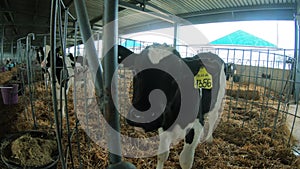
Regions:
[[103, 0, 135, 168], [173, 22, 178, 50], [10, 40, 13, 61], [103, 0, 121, 165], [73, 0, 135, 168], [1, 26, 4, 65], [74, 0, 104, 99], [50, 1, 66, 169], [294, 1, 300, 102]]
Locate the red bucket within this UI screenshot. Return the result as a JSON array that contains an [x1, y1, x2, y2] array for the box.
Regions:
[[1, 84, 19, 105]]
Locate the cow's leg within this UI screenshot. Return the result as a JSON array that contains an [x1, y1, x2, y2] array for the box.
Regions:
[[156, 128, 172, 169], [61, 87, 66, 117], [61, 83, 70, 117], [179, 119, 203, 169], [56, 83, 63, 115], [203, 113, 214, 144]]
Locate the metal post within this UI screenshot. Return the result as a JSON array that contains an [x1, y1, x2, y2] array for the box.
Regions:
[[74, 0, 135, 168], [294, 13, 300, 102], [10, 40, 13, 61], [17, 37, 26, 63], [74, 0, 104, 101], [43, 35, 47, 50], [17, 40, 21, 63], [103, 0, 121, 164], [1, 26, 4, 65], [103, 1, 135, 169], [173, 22, 178, 50], [50, 0, 67, 169], [16, 40, 19, 64], [26, 33, 37, 129]]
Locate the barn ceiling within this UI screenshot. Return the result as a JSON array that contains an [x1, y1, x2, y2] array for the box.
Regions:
[[0, 0, 297, 53]]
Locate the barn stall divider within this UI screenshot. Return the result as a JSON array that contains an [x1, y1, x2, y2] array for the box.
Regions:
[[185, 45, 300, 156], [14, 33, 52, 130], [117, 39, 300, 156]]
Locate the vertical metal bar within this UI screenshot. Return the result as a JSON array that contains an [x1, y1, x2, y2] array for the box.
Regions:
[[10, 40, 13, 61], [242, 50, 253, 127], [74, 0, 104, 103], [102, 0, 122, 164], [72, 21, 83, 169], [73, 4, 105, 164], [74, 23, 77, 58], [61, 5, 76, 169], [74, 0, 135, 168], [1, 26, 4, 65], [57, 0, 64, 139], [43, 35, 47, 50], [26, 33, 37, 129], [294, 17, 300, 102], [173, 22, 178, 50], [50, 0, 66, 168], [64, 8, 69, 53]]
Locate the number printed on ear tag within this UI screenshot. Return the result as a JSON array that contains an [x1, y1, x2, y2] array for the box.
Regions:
[[194, 67, 213, 89]]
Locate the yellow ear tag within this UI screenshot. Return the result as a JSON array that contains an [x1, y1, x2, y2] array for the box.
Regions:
[[194, 67, 213, 89]]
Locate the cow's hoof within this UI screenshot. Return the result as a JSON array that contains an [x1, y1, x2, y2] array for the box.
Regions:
[[206, 135, 214, 144]]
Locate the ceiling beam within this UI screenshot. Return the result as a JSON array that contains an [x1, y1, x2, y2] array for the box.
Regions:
[[119, 4, 296, 35], [182, 7, 295, 24], [119, 1, 176, 24], [88, 0, 149, 27], [178, 3, 296, 19], [90, 15, 103, 25], [3, 0, 18, 37], [0, 23, 49, 27]]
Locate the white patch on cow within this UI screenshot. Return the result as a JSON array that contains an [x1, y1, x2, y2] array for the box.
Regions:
[[180, 119, 203, 169], [156, 128, 171, 169], [156, 122, 195, 169], [45, 54, 76, 116], [203, 64, 226, 142], [147, 47, 173, 64]]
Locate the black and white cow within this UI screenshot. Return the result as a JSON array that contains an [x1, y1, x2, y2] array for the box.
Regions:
[[36, 46, 45, 65], [41, 47, 76, 116], [224, 63, 237, 81], [118, 45, 226, 169], [36, 46, 51, 86]]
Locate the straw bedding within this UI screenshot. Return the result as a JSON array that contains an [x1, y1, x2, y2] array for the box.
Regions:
[[0, 67, 299, 169]]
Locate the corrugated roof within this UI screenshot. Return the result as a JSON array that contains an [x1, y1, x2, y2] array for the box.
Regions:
[[0, 0, 297, 52], [147, 0, 296, 15]]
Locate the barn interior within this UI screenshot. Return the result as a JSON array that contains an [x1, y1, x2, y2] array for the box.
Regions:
[[0, 0, 300, 168]]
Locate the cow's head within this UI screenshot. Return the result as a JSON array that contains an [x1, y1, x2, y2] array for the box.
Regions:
[[124, 44, 182, 132], [126, 69, 170, 132]]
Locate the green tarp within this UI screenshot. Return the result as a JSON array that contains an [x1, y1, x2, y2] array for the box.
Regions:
[[210, 30, 277, 48]]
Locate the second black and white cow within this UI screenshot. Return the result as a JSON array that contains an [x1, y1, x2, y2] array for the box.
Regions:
[[41, 47, 76, 116], [225, 62, 237, 81], [118, 44, 226, 169]]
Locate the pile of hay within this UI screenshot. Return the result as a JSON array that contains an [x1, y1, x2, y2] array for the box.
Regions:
[[0, 67, 17, 85], [10, 134, 57, 167]]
